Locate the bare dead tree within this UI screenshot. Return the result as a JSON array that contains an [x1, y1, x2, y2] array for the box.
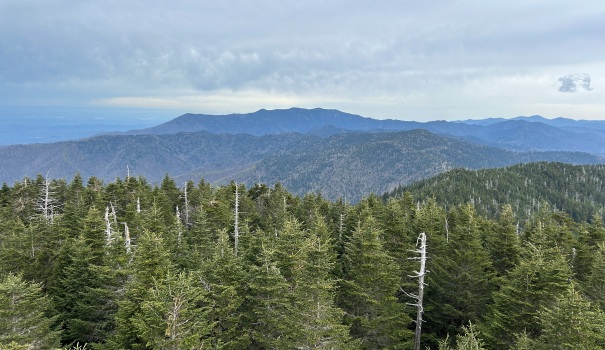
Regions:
[[234, 183, 240, 256], [122, 222, 131, 254], [136, 197, 141, 213], [182, 184, 191, 229], [105, 206, 113, 245], [444, 217, 449, 242], [110, 201, 118, 227], [176, 206, 182, 246], [405, 232, 428, 350], [36, 172, 59, 224]]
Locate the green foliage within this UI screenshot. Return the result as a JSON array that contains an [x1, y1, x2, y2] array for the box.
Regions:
[[424, 204, 496, 346], [480, 244, 571, 349], [2, 171, 605, 349], [438, 322, 486, 350], [133, 272, 212, 349], [109, 230, 173, 349], [198, 229, 248, 349], [533, 284, 605, 349], [389, 162, 605, 222], [0, 273, 61, 349], [583, 242, 605, 312], [485, 204, 521, 276], [338, 215, 413, 349]]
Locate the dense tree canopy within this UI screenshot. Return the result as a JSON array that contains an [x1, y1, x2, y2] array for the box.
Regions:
[[0, 168, 604, 349]]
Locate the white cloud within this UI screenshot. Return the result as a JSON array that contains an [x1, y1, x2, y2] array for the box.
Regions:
[[558, 73, 593, 93]]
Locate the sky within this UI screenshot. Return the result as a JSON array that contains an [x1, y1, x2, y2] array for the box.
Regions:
[[1, 0, 604, 122]]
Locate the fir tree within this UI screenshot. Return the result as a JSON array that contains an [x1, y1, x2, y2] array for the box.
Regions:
[[481, 244, 571, 349], [423, 204, 496, 346], [534, 284, 605, 349], [338, 215, 412, 349], [0, 273, 61, 349], [108, 230, 173, 349], [133, 272, 213, 349], [584, 242, 605, 311], [198, 229, 249, 349], [290, 215, 357, 349], [486, 204, 521, 276]]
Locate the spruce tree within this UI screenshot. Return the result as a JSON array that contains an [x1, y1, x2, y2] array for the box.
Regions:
[[480, 244, 571, 349], [338, 215, 412, 349], [584, 242, 605, 311], [0, 273, 61, 349], [133, 271, 213, 349], [242, 236, 297, 349], [46, 206, 117, 347], [290, 215, 357, 349], [423, 204, 496, 346], [574, 214, 605, 281], [534, 284, 605, 349], [108, 230, 172, 349], [198, 229, 248, 349], [486, 204, 521, 276]]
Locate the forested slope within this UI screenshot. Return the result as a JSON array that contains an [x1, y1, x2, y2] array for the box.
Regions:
[[244, 130, 605, 201], [387, 162, 605, 222], [3, 129, 603, 202], [1, 173, 605, 349]]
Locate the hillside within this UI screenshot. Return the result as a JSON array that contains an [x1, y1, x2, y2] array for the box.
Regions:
[[237, 131, 605, 201], [0, 132, 317, 185], [7, 127, 602, 201], [2, 127, 605, 202], [387, 162, 605, 222]]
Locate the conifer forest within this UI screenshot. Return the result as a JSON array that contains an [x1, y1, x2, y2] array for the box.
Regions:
[[2, 167, 605, 349]]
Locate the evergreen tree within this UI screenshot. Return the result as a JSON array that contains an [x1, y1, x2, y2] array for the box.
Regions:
[[290, 215, 357, 349], [584, 242, 605, 311], [481, 245, 571, 349], [133, 271, 212, 349], [109, 230, 173, 349], [510, 331, 535, 350], [423, 204, 496, 346], [486, 204, 521, 276], [242, 236, 297, 349], [0, 273, 61, 349], [338, 215, 412, 349], [184, 206, 215, 263], [198, 229, 249, 349], [379, 197, 418, 294], [46, 206, 116, 347], [437, 323, 486, 350], [534, 284, 605, 349], [0, 217, 33, 279], [574, 214, 605, 281]]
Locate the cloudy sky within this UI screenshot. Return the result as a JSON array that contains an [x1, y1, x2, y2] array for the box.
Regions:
[[1, 0, 604, 121]]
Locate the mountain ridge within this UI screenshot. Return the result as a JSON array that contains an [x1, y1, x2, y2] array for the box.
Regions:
[[113, 107, 605, 155], [1, 128, 604, 202]]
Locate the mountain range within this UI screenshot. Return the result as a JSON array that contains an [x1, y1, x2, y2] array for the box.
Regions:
[[2, 107, 605, 201], [118, 108, 605, 154]]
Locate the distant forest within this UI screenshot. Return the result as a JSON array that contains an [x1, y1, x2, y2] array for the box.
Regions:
[[2, 164, 605, 349]]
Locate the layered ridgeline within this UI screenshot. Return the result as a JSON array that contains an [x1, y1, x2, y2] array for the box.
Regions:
[[387, 162, 605, 222], [121, 108, 605, 154], [1, 129, 604, 202]]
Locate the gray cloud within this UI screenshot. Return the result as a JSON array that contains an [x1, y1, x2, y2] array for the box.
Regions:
[[558, 73, 593, 93], [1, 1, 604, 119]]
